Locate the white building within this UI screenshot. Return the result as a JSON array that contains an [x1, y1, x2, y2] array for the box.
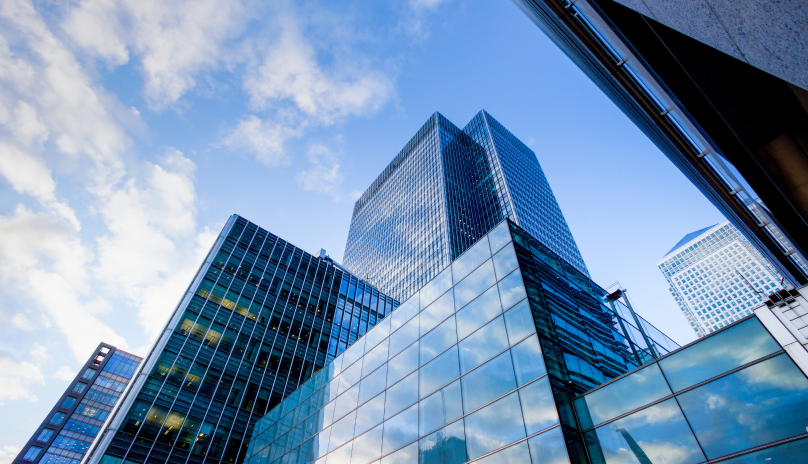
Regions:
[[659, 222, 785, 337]]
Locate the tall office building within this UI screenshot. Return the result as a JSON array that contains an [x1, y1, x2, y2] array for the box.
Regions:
[[344, 110, 588, 302], [659, 222, 785, 337], [512, 0, 808, 286], [85, 215, 396, 464], [14, 343, 141, 464], [244, 220, 808, 464]]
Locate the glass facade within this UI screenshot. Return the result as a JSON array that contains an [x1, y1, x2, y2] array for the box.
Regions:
[[658, 222, 785, 337], [246, 220, 674, 464], [576, 316, 808, 463], [14, 345, 141, 464], [343, 110, 589, 303], [87, 216, 397, 464]]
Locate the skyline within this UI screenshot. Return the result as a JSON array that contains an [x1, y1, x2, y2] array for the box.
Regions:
[[0, 0, 724, 459]]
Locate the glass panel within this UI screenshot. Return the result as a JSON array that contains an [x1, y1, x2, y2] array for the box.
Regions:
[[389, 317, 419, 358], [463, 392, 526, 460], [503, 299, 535, 345], [487, 220, 512, 254], [362, 339, 389, 379], [458, 316, 509, 374], [511, 335, 546, 386], [354, 393, 386, 436], [420, 291, 455, 336], [384, 371, 418, 419], [717, 437, 808, 463], [358, 364, 387, 406], [329, 441, 352, 464], [328, 411, 357, 452], [380, 441, 417, 464], [391, 296, 419, 331], [418, 419, 468, 464], [497, 270, 527, 310], [527, 427, 570, 464], [365, 316, 390, 351], [659, 318, 781, 392], [419, 380, 464, 436], [342, 338, 366, 370], [455, 286, 502, 340], [339, 361, 363, 395], [419, 316, 457, 366], [382, 404, 418, 455], [454, 260, 496, 310], [677, 353, 808, 459], [452, 238, 491, 284], [519, 377, 559, 434], [584, 398, 705, 464], [492, 242, 518, 281], [420, 267, 452, 308], [419, 346, 460, 399], [320, 400, 336, 430], [334, 384, 360, 421], [575, 363, 672, 430], [461, 351, 517, 412], [474, 441, 530, 464], [315, 428, 331, 459], [350, 424, 383, 464], [387, 341, 418, 387]]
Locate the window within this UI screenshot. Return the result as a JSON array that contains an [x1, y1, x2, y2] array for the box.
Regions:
[[49, 413, 66, 426], [35, 429, 54, 442], [22, 447, 42, 461], [72, 383, 87, 394], [82, 368, 96, 380], [61, 397, 76, 409]]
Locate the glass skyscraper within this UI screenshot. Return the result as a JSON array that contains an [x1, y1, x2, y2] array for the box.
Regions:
[[245, 219, 808, 464], [659, 222, 784, 337], [343, 110, 588, 302], [85, 215, 396, 464], [15, 343, 141, 464]]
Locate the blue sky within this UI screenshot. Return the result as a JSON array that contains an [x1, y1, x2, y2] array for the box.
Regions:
[[0, 0, 724, 456]]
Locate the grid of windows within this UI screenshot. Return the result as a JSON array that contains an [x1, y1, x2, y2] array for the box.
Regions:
[[93, 216, 396, 464], [659, 222, 785, 336], [344, 111, 590, 304]]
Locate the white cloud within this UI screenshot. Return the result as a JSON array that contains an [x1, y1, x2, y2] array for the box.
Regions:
[[222, 115, 303, 166], [62, 0, 248, 109], [297, 144, 344, 197], [0, 352, 43, 402], [53, 365, 77, 381], [0, 445, 22, 464]]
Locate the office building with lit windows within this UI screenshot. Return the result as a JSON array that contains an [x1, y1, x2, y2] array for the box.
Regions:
[[245, 219, 683, 464], [659, 222, 784, 337], [246, 220, 808, 464], [14, 343, 141, 464], [343, 110, 588, 302], [84, 215, 397, 464]]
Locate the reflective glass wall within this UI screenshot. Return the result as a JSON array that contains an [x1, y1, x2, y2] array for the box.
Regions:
[[90, 216, 396, 464], [576, 316, 808, 463], [246, 220, 675, 464]]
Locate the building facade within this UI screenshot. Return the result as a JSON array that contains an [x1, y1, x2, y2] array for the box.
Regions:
[[659, 222, 784, 337], [14, 343, 141, 464], [343, 110, 588, 302], [511, 0, 808, 287], [244, 219, 678, 464], [84, 215, 397, 464]]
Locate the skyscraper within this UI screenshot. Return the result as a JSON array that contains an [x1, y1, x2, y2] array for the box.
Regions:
[[85, 215, 396, 464], [14, 343, 141, 464], [658, 222, 785, 337], [511, 0, 808, 286], [344, 110, 588, 302]]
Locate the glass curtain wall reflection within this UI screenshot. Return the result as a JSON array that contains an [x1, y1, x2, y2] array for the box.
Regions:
[[87, 215, 397, 464], [246, 220, 674, 464], [576, 316, 808, 464]]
